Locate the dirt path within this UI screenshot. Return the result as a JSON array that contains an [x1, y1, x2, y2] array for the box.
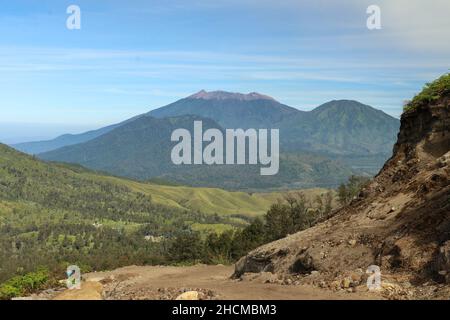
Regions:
[[73, 265, 379, 300]]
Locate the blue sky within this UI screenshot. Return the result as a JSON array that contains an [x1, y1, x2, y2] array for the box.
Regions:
[[0, 0, 449, 143]]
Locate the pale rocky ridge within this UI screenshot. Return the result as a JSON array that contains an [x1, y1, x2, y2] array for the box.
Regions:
[[188, 90, 277, 101]]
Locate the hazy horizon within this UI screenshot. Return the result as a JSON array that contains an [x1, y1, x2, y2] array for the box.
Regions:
[[1, 0, 449, 142]]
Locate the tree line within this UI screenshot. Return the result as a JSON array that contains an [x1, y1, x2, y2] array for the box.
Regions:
[[168, 191, 334, 264]]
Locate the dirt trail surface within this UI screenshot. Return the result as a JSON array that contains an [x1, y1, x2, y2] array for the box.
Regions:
[[53, 281, 103, 300], [63, 264, 378, 300]]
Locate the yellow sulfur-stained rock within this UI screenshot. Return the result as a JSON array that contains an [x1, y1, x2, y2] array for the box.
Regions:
[[175, 291, 200, 300]]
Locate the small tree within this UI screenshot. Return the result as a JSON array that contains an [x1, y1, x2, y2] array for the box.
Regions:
[[169, 231, 204, 263], [338, 175, 370, 205], [231, 218, 265, 260]]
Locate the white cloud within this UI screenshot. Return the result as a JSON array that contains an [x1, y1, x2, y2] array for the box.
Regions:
[[378, 0, 450, 52]]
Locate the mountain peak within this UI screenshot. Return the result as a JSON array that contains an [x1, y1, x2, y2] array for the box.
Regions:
[[318, 99, 370, 108], [188, 90, 277, 102], [312, 100, 387, 115]]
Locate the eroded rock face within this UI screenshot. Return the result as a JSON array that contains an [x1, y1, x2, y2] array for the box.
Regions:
[[290, 250, 316, 274], [394, 97, 450, 161], [234, 250, 286, 278], [233, 96, 450, 283]]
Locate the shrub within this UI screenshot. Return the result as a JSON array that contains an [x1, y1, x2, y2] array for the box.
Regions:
[[0, 268, 50, 300], [337, 175, 370, 206], [0, 284, 22, 300], [404, 73, 450, 112], [168, 231, 204, 263]]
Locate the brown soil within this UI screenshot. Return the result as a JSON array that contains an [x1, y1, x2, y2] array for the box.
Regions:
[[75, 264, 379, 300]]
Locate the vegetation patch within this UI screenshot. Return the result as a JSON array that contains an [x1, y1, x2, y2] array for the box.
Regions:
[[404, 73, 450, 112], [190, 223, 236, 235], [168, 190, 335, 265], [0, 268, 52, 300]]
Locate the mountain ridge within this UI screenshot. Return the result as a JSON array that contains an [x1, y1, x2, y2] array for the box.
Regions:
[[11, 115, 142, 154], [13, 92, 399, 189], [12, 91, 398, 157], [39, 114, 356, 190], [279, 99, 400, 155]]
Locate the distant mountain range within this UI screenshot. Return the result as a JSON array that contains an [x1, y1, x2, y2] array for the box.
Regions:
[[12, 115, 141, 154], [12, 91, 400, 190]]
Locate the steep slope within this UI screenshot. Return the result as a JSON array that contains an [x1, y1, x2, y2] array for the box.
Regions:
[[234, 76, 450, 292], [149, 90, 301, 129]]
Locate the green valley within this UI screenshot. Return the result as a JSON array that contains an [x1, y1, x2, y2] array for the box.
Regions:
[[0, 143, 332, 289]]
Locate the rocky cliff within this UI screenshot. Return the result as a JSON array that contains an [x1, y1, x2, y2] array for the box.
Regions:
[[234, 84, 450, 298]]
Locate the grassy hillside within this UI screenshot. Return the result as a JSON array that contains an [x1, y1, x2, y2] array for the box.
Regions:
[[96, 175, 328, 217], [101, 176, 275, 216]]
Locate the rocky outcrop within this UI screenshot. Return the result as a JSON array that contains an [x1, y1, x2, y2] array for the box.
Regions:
[[234, 94, 450, 285]]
